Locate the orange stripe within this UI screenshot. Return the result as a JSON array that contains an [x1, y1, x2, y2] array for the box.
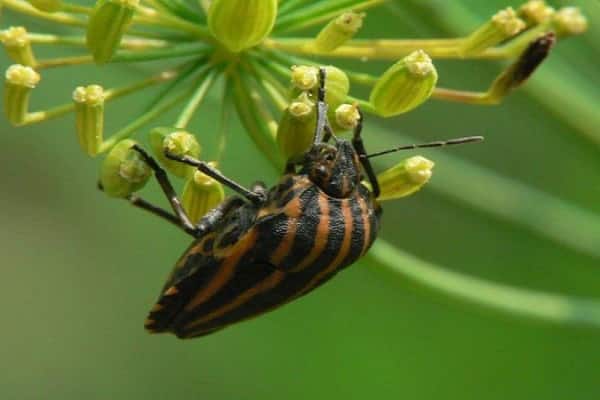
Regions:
[[298, 198, 353, 295], [290, 194, 330, 272], [184, 270, 286, 331], [184, 228, 258, 311], [357, 196, 371, 256]]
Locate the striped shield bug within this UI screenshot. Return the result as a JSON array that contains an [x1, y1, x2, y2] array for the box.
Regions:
[[115, 68, 482, 339]]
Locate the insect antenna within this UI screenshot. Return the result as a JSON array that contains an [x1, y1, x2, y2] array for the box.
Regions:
[[364, 136, 484, 159]]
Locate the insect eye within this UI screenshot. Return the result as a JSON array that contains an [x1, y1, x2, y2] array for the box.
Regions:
[[320, 148, 336, 162]]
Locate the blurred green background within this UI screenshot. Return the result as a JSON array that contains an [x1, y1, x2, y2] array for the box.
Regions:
[[1, 0, 599, 399]]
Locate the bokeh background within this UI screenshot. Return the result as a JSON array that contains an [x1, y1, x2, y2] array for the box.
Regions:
[[1, 0, 599, 399]]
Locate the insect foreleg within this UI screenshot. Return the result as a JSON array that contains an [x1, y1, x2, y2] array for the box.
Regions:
[[352, 110, 381, 198], [163, 152, 266, 206], [131, 144, 198, 235]]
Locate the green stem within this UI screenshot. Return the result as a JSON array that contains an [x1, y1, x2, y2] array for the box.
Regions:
[[274, 0, 385, 33], [133, 4, 212, 41], [100, 87, 193, 152], [369, 240, 600, 329], [21, 65, 183, 125], [245, 58, 289, 112], [174, 68, 219, 128], [27, 33, 171, 50], [3, 0, 87, 27], [279, 0, 307, 16], [34, 43, 210, 69], [62, 3, 92, 14], [215, 76, 234, 163], [230, 68, 284, 170]]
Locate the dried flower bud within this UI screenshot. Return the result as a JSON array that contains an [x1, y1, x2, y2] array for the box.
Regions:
[[314, 11, 365, 52], [370, 50, 437, 117], [552, 7, 588, 37], [4, 64, 40, 126], [149, 127, 201, 178], [182, 166, 225, 224], [100, 139, 151, 198], [73, 85, 105, 156], [27, 0, 63, 12], [518, 1, 555, 26], [334, 103, 360, 131], [461, 8, 526, 56], [488, 32, 555, 102], [276, 92, 316, 161], [208, 0, 277, 52], [377, 156, 434, 201], [1, 26, 36, 66], [86, 0, 139, 64]]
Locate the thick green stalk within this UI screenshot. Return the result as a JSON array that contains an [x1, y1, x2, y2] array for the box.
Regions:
[[369, 240, 600, 328], [371, 127, 600, 259]]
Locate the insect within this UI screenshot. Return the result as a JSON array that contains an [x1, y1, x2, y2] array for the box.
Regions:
[[119, 68, 481, 339]]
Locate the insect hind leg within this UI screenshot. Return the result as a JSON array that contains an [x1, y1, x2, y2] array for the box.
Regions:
[[130, 144, 199, 235]]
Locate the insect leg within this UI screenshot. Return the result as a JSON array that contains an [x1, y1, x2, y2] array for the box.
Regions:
[[98, 182, 197, 235], [131, 144, 199, 235], [352, 110, 381, 197], [163, 152, 266, 206], [195, 196, 245, 236]]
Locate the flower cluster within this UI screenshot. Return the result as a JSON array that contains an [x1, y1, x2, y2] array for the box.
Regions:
[[0, 0, 587, 221]]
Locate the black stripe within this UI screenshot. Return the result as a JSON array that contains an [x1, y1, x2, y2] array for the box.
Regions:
[[279, 186, 320, 270], [171, 248, 274, 334], [147, 253, 222, 332], [184, 190, 346, 332], [343, 196, 365, 267]]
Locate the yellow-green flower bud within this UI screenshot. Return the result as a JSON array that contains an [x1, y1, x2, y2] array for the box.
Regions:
[[314, 11, 365, 52], [208, 0, 277, 52], [4, 64, 40, 126], [552, 7, 588, 37], [86, 0, 139, 64], [334, 103, 360, 131], [291, 65, 319, 91], [276, 92, 316, 162], [376, 156, 434, 201], [291, 65, 350, 115], [369, 50, 437, 117], [518, 1, 555, 26], [73, 85, 105, 157], [27, 0, 63, 12], [461, 8, 526, 56], [1, 27, 36, 67], [100, 139, 151, 198], [182, 166, 225, 224], [149, 127, 201, 178]]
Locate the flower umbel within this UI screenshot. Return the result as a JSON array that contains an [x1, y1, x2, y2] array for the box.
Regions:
[[1, 1, 595, 328]]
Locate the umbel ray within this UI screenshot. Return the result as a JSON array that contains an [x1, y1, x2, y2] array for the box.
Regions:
[[109, 68, 482, 339]]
